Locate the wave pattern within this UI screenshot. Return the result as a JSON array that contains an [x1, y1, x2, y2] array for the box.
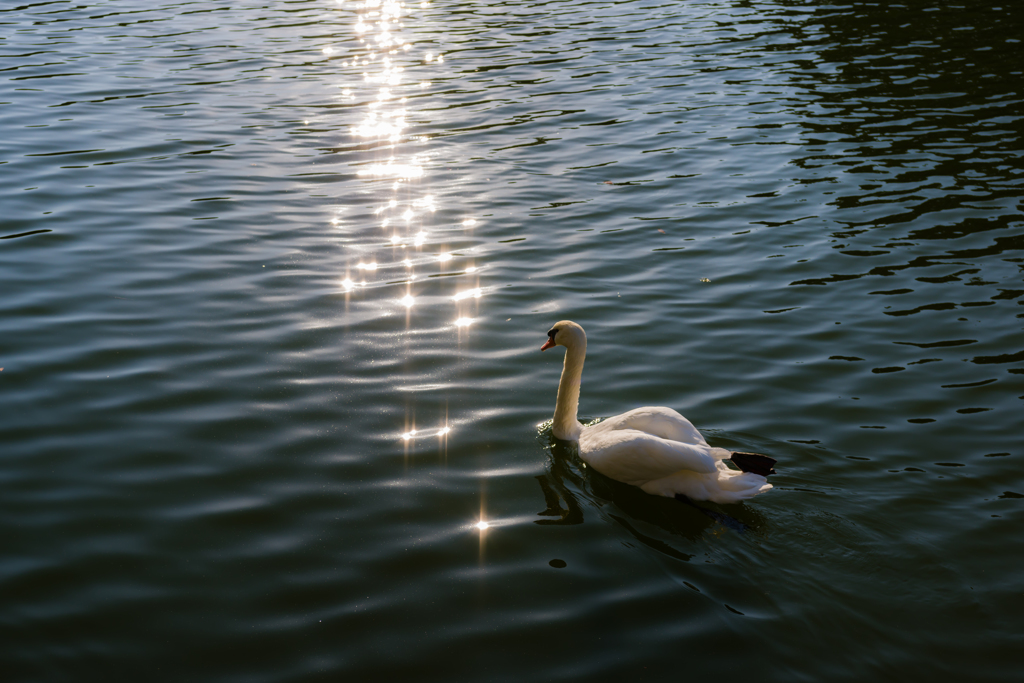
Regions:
[[1, 0, 1022, 681]]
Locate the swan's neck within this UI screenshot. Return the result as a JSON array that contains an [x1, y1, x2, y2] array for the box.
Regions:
[[552, 341, 585, 441]]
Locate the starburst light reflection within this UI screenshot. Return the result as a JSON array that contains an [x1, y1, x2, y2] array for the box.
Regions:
[[399, 425, 451, 441], [333, 0, 486, 459]]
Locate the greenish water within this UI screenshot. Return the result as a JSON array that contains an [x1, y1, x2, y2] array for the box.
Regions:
[[2, 0, 1022, 680]]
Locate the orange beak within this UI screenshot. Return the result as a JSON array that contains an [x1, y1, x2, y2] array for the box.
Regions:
[[541, 339, 555, 351]]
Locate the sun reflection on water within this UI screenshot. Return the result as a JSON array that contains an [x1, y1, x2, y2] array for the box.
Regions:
[[401, 426, 451, 441], [328, 0, 485, 450], [452, 288, 481, 301], [357, 161, 423, 178]]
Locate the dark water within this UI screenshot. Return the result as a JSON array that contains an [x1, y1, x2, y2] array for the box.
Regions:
[[2, 0, 1022, 680]]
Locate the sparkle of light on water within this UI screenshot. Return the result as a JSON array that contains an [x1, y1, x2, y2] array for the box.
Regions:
[[1, 1, 1022, 681]]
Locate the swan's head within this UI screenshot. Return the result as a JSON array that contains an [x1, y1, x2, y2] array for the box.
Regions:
[[541, 320, 586, 352]]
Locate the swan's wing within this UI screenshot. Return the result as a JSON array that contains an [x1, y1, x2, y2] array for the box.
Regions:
[[589, 407, 706, 446], [580, 428, 718, 486]]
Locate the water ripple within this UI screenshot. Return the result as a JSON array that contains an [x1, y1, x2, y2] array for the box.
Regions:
[[2, 0, 1023, 680]]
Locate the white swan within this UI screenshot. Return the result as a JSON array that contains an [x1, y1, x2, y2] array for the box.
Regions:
[[542, 320, 775, 504]]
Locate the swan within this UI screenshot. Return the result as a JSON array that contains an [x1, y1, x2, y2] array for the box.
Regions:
[[541, 320, 776, 504]]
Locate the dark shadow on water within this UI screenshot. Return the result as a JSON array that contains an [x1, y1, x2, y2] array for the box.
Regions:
[[760, 1, 1024, 294]]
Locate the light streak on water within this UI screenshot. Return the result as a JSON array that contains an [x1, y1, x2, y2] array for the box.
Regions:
[[452, 288, 481, 301], [325, 0, 485, 452]]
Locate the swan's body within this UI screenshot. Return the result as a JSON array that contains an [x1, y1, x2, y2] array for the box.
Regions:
[[542, 320, 774, 504]]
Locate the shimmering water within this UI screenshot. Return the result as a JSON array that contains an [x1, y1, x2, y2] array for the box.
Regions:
[[2, 0, 1022, 680]]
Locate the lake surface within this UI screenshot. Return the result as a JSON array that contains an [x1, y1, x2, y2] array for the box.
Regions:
[[2, 0, 1022, 680]]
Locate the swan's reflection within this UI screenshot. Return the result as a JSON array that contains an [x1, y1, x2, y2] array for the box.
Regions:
[[534, 436, 586, 526], [537, 428, 768, 560]]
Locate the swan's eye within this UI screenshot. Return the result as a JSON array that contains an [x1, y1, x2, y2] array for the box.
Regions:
[[547, 328, 557, 341]]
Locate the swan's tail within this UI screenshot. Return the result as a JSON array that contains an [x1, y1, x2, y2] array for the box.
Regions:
[[730, 452, 777, 477]]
